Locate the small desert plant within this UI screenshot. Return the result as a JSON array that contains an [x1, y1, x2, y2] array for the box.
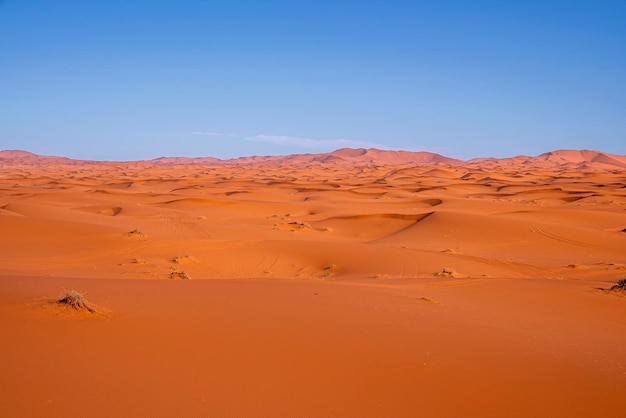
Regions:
[[57, 290, 96, 313], [321, 264, 337, 278], [435, 267, 457, 278], [609, 278, 626, 292], [288, 221, 312, 229], [169, 271, 190, 280], [172, 255, 197, 264]]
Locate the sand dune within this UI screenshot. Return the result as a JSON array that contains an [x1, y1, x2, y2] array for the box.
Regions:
[[3, 147, 625, 170], [0, 148, 625, 417]]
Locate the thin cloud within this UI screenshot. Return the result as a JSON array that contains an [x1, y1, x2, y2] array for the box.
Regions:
[[190, 131, 388, 151], [191, 131, 235, 137], [244, 134, 386, 150]]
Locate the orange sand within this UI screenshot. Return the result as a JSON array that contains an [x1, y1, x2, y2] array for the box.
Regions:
[[1, 149, 625, 417]]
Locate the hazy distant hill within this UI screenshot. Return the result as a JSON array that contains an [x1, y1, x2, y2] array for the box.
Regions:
[[0, 150, 78, 165], [467, 149, 626, 171], [1, 148, 625, 170]]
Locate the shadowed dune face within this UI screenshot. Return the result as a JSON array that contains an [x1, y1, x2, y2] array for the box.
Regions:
[[0, 153, 625, 417]]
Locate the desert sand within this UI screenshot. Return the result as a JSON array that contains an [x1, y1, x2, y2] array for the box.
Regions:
[[1, 148, 625, 417]]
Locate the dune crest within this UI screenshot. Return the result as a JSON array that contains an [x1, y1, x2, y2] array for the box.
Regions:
[[2, 147, 624, 170]]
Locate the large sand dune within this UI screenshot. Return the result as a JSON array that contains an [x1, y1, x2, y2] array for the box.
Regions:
[[1, 148, 625, 417]]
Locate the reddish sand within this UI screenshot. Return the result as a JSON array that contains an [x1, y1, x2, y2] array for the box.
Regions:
[[1, 148, 625, 417]]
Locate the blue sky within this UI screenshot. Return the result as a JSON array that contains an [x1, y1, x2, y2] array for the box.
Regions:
[[1, 0, 624, 161]]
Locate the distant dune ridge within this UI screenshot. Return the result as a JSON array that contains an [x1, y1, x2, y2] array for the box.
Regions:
[[1, 148, 625, 170]]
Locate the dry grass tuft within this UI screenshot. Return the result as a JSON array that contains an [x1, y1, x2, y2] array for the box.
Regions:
[[57, 290, 96, 313], [435, 267, 457, 278], [172, 255, 197, 264], [170, 271, 190, 280], [288, 220, 312, 229], [320, 264, 337, 279], [609, 278, 626, 292], [127, 229, 145, 238]]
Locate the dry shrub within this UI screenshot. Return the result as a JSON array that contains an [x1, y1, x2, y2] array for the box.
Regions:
[[172, 255, 197, 264], [170, 271, 190, 280], [57, 290, 96, 313], [609, 278, 626, 292], [288, 221, 312, 229], [128, 229, 145, 238], [435, 267, 457, 278]]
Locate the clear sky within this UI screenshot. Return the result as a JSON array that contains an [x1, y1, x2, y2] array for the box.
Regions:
[[1, 0, 624, 161]]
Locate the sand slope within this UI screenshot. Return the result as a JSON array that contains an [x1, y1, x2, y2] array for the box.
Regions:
[[0, 148, 625, 417]]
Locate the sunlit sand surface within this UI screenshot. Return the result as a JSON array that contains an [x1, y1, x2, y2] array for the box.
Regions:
[[1, 149, 625, 417]]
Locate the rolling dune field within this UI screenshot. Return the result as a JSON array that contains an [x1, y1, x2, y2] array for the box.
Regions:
[[1, 149, 625, 417]]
